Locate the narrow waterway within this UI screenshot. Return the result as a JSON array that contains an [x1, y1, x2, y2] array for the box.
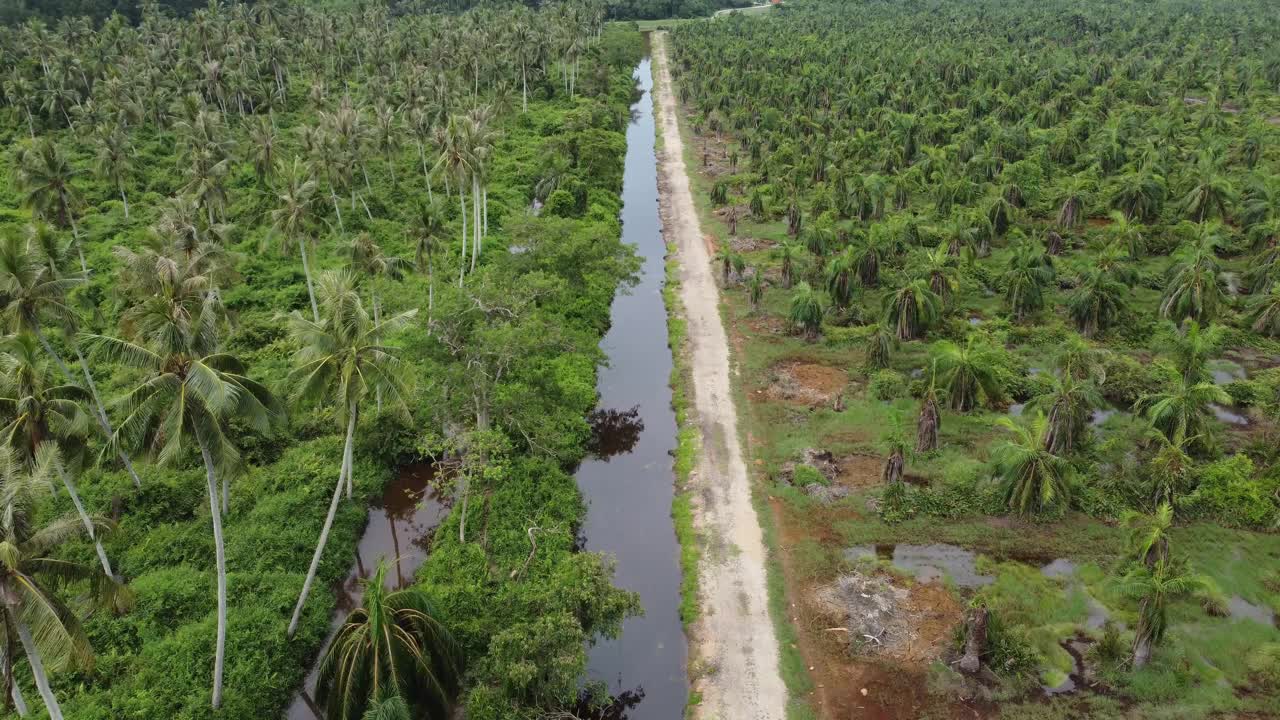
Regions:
[[576, 55, 688, 719], [285, 464, 450, 719]]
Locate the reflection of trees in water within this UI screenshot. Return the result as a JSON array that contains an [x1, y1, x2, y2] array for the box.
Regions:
[[574, 686, 645, 720], [586, 406, 645, 459]]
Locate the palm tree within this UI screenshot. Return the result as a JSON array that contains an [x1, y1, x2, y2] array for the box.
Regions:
[[1055, 174, 1094, 230], [1003, 240, 1054, 321], [865, 321, 896, 371], [883, 278, 942, 341], [0, 443, 128, 720], [1180, 156, 1235, 222], [1160, 223, 1231, 323], [270, 157, 322, 322], [993, 414, 1071, 516], [932, 337, 1003, 412], [920, 242, 959, 306], [1120, 503, 1173, 568], [412, 201, 447, 322], [0, 234, 143, 488], [916, 369, 943, 453], [1068, 267, 1128, 337], [93, 127, 133, 218], [93, 331, 282, 709], [824, 247, 857, 309], [1164, 320, 1224, 384], [773, 240, 800, 289], [433, 115, 477, 286], [1029, 373, 1102, 454], [1105, 210, 1146, 259], [1137, 368, 1230, 449], [315, 560, 462, 720], [13, 139, 86, 274], [1120, 558, 1204, 668], [285, 272, 416, 639], [0, 336, 113, 577], [1245, 286, 1280, 336], [787, 282, 823, 340]]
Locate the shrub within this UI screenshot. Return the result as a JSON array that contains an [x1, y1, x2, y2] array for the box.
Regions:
[[869, 369, 909, 400], [792, 464, 828, 487], [1180, 454, 1280, 529], [1247, 644, 1280, 690]]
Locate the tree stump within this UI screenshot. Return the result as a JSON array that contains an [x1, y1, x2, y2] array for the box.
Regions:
[[959, 606, 989, 673]]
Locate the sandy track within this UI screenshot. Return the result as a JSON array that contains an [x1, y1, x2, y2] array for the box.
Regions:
[[653, 32, 787, 720]]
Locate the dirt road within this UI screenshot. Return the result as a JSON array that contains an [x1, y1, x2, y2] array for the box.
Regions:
[[652, 32, 787, 720]]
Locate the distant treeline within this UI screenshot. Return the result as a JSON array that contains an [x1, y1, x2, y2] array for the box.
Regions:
[[0, 0, 207, 24], [416, 0, 749, 19]]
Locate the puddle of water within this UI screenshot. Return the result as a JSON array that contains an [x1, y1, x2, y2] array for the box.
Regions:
[[1043, 639, 1089, 696], [286, 463, 451, 719], [1208, 360, 1246, 385], [1211, 404, 1249, 425], [1228, 595, 1276, 625], [1007, 403, 1025, 417], [845, 544, 995, 588], [1040, 558, 1076, 578], [574, 56, 687, 720], [968, 316, 983, 326]]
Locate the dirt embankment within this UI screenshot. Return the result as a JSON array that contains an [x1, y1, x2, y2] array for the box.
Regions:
[[653, 32, 788, 720]]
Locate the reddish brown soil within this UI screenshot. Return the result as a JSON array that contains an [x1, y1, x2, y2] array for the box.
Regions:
[[835, 454, 884, 490], [765, 360, 849, 407]]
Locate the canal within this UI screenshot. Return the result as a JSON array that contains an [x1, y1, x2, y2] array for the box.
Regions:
[[576, 54, 688, 720]]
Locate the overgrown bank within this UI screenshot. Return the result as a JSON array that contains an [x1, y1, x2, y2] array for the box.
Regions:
[[0, 4, 647, 719]]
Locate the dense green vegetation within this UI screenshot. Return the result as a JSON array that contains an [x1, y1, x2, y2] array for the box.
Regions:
[[668, 0, 1280, 716], [0, 1, 645, 718]]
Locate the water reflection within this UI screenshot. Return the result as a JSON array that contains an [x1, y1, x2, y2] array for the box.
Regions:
[[286, 463, 451, 720], [575, 687, 646, 720], [587, 406, 646, 460]]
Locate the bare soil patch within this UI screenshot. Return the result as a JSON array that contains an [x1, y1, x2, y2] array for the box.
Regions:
[[835, 454, 883, 491], [765, 360, 849, 407]]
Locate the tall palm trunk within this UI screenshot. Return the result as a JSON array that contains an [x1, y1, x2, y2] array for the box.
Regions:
[[287, 402, 357, 638], [330, 187, 345, 233], [198, 440, 228, 710], [458, 184, 468, 287], [521, 63, 528, 112], [14, 619, 60, 720], [373, 295, 383, 414], [55, 459, 112, 578], [75, 346, 142, 488], [120, 188, 129, 219], [3, 640, 29, 717], [471, 176, 481, 272], [298, 235, 320, 323]]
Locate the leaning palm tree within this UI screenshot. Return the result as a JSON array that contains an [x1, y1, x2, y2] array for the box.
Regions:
[[1119, 558, 1205, 668], [286, 272, 417, 639], [0, 443, 129, 720], [993, 414, 1071, 517], [1120, 502, 1173, 569], [270, 157, 322, 322], [932, 337, 1003, 412], [0, 335, 113, 577], [1136, 368, 1230, 450], [93, 327, 282, 709], [315, 560, 462, 720], [0, 234, 143, 488]]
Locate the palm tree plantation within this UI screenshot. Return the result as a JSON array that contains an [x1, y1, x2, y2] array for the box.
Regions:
[[661, 0, 1280, 718], [1, 0, 1279, 719]]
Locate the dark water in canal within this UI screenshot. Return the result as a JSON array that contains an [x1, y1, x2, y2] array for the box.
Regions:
[[285, 464, 450, 719], [576, 56, 688, 720]]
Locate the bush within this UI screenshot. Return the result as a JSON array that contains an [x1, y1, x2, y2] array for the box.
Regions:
[[1247, 644, 1280, 690], [1180, 454, 1280, 529], [869, 369, 909, 400], [792, 464, 828, 487]]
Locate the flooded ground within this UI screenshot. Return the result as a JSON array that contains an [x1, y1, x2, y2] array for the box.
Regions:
[[285, 464, 451, 719], [574, 55, 687, 719], [846, 543, 995, 588]]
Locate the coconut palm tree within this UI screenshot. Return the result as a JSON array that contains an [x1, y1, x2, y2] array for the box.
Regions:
[[269, 157, 322, 323], [787, 282, 823, 340], [0, 335, 113, 577], [932, 337, 1003, 412], [92, 126, 133, 219], [1120, 502, 1173, 569], [993, 414, 1071, 516], [883, 278, 942, 341], [13, 139, 87, 274], [92, 330, 282, 709], [1120, 558, 1204, 668], [0, 234, 143, 489], [315, 560, 462, 720], [285, 272, 416, 639], [412, 201, 447, 322], [0, 443, 129, 720], [1137, 366, 1230, 449], [1164, 320, 1224, 384]]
